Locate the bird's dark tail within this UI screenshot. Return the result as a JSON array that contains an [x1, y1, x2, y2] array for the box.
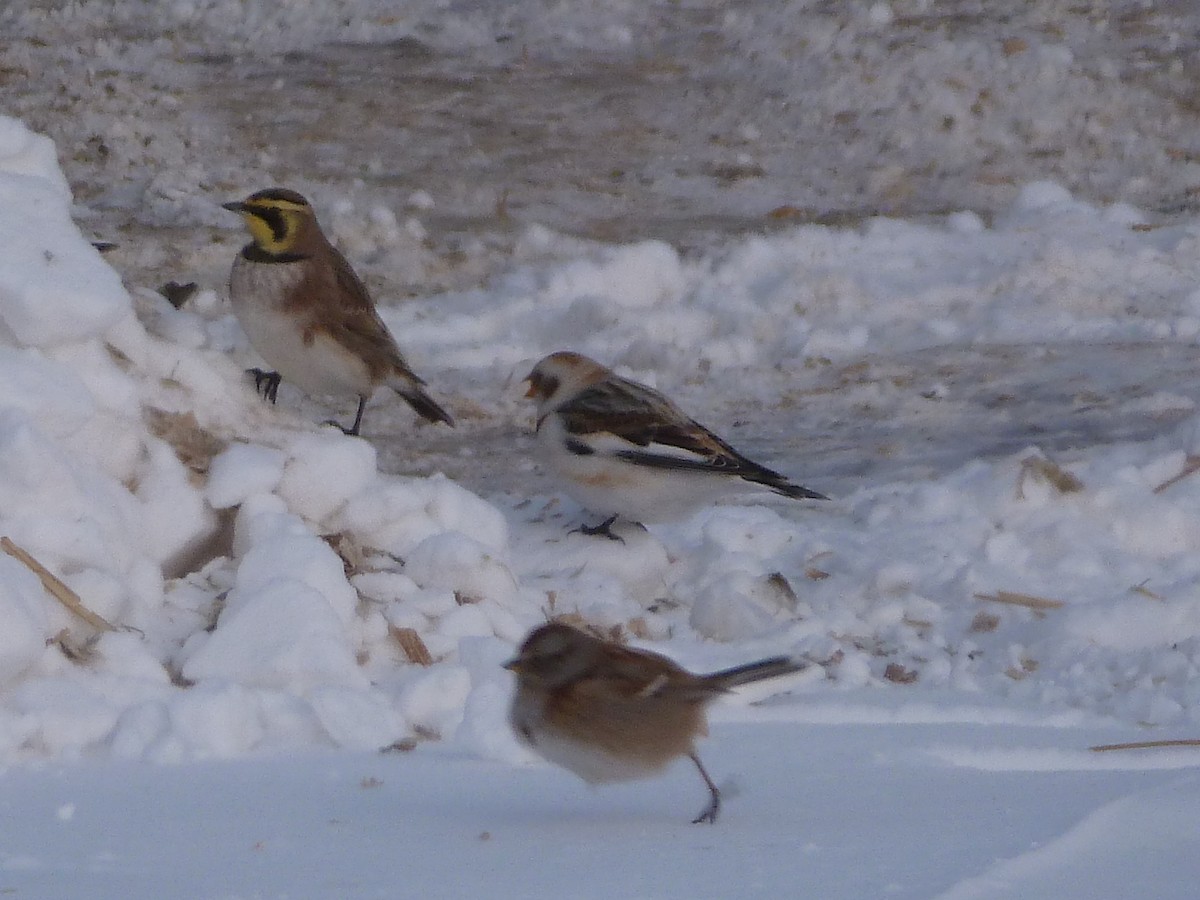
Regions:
[[735, 455, 829, 501], [397, 385, 454, 427], [707, 655, 808, 689], [771, 481, 829, 501]]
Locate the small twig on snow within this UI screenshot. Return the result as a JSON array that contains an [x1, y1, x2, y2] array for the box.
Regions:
[[1, 536, 116, 632], [1090, 739, 1200, 752]]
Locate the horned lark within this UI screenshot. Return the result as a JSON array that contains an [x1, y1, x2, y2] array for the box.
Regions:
[[222, 188, 454, 436], [505, 621, 805, 823], [524, 351, 827, 533]]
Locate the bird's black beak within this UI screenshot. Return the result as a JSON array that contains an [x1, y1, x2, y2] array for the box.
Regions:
[[221, 200, 247, 213], [502, 657, 520, 672]]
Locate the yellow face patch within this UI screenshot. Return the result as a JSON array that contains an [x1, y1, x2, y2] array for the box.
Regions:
[[237, 197, 311, 254], [239, 209, 279, 250]]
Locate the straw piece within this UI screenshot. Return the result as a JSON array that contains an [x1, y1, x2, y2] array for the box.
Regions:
[[1, 537, 115, 632], [390, 625, 433, 666], [1153, 454, 1200, 494], [974, 590, 1065, 611], [1090, 739, 1200, 752]]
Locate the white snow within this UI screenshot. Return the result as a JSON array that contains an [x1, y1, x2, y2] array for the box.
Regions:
[[3, 2, 1200, 897]]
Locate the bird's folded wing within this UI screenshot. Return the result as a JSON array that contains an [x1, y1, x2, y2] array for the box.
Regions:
[[576, 649, 723, 704], [558, 380, 748, 469], [315, 252, 420, 378], [555, 375, 825, 499]]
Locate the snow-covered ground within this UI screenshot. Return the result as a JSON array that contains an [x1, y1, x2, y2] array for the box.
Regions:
[[3, 2, 1200, 897]]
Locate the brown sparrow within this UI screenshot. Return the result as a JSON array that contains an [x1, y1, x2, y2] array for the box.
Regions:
[[524, 351, 827, 536], [504, 622, 805, 823], [223, 188, 454, 436]]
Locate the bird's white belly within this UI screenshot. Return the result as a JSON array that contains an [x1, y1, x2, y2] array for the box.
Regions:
[[528, 727, 660, 784], [230, 258, 372, 398], [535, 418, 738, 523]]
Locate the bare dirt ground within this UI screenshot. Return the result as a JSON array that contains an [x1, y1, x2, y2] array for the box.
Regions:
[[201, 2, 1200, 255], [9, 2, 1200, 272]]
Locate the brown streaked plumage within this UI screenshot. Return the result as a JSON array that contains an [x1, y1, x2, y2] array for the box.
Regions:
[[523, 351, 827, 530], [505, 621, 806, 823], [223, 188, 453, 436]]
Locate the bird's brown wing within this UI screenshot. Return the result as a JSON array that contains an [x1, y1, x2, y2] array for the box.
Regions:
[[557, 378, 825, 499], [557, 378, 724, 454], [579, 643, 725, 704], [305, 245, 424, 384]]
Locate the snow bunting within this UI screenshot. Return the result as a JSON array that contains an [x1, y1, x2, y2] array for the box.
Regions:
[[223, 188, 454, 436], [524, 351, 827, 529], [505, 621, 805, 823]]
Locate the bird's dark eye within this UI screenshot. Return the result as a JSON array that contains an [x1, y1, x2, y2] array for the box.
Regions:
[[532, 372, 559, 397], [530, 651, 570, 676], [530, 640, 571, 666]]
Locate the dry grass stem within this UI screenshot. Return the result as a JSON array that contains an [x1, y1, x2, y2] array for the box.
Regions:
[[1130, 581, 1164, 601], [390, 625, 434, 666], [1090, 739, 1200, 752], [1152, 454, 1200, 494], [974, 590, 1065, 611], [1, 536, 116, 632]]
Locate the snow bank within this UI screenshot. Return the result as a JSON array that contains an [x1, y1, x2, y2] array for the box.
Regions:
[[0, 117, 536, 763]]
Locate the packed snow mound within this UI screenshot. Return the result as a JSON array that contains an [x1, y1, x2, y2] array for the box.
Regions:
[[0, 117, 528, 762]]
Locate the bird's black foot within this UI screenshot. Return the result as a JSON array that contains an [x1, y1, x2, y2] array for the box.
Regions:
[[691, 795, 720, 825], [322, 418, 359, 436], [323, 397, 368, 437], [248, 368, 281, 403], [570, 515, 624, 543]]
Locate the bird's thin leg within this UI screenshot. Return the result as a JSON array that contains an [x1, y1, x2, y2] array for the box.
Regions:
[[570, 514, 624, 542], [248, 368, 281, 403], [323, 397, 366, 436], [689, 752, 721, 824], [346, 396, 367, 436]]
